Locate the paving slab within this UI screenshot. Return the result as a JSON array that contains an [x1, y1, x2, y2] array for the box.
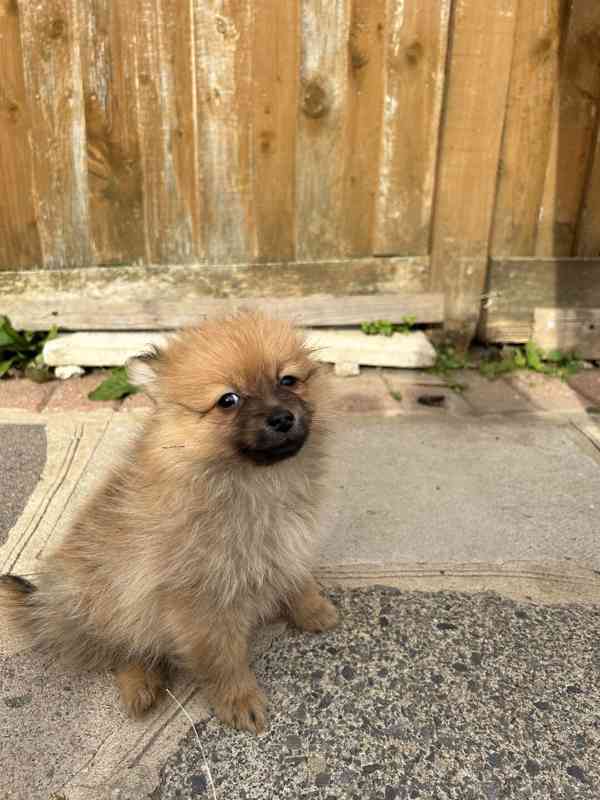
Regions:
[[0, 425, 46, 545], [322, 415, 600, 572], [329, 371, 400, 416], [1, 407, 600, 799], [457, 372, 535, 415], [44, 370, 118, 412], [0, 377, 55, 412], [507, 373, 588, 414], [568, 370, 600, 407]]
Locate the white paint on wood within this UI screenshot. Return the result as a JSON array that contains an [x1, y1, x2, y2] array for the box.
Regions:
[[18, 0, 93, 267], [134, 0, 195, 263], [375, 0, 452, 254], [66, 0, 91, 266], [193, 0, 254, 262], [378, 0, 405, 221], [44, 329, 437, 369]]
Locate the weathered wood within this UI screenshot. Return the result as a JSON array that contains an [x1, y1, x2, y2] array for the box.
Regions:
[[0, 0, 42, 269], [374, 0, 451, 255], [490, 0, 565, 257], [43, 329, 437, 368], [533, 308, 600, 359], [536, 3, 600, 257], [576, 121, 600, 257], [0, 257, 438, 331], [133, 0, 200, 263], [296, 0, 350, 259], [193, 1, 254, 262], [252, 0, 298, 261], [341, 0, 386, 256], [481, 258, 600, 343], [17, 0, 93, 268], [430, 0, 518, 341], [80, 1, 145, 265]]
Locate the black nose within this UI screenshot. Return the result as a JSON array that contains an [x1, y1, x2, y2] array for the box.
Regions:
[[266, 407, 295, 433]]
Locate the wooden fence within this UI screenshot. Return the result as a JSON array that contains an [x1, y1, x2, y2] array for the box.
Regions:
[[1, 0, 599, 348]]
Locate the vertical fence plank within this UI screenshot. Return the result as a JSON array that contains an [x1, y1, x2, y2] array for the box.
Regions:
[[80, 1, 145, 265], [192, 0, 254, 263], [535, 3, 600, 257], [295, 0, 350, 260], [252, 0, 299, 262], [490, 0, 566, 258], [375, 0, 451, 256], [340, 0, 386, 257], [133, 0, 202, 263], [17, 0, 92, 268], [577, 128, 600, 257], [0, 0, 41, 269], [431, 0, 517, 340]]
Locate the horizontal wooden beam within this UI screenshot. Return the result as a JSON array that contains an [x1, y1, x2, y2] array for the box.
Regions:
[[533, 308, 600, 359], [0, 258, 443, 331], [481, 258, 600, 342]]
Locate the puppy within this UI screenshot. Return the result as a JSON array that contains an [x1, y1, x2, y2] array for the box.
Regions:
[[0, 312, 337, 733]]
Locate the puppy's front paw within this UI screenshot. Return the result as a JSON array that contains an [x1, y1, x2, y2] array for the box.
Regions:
[[292, 593, 338, 633], [212, 685, 267, 734], [116, 664, 163, 718]]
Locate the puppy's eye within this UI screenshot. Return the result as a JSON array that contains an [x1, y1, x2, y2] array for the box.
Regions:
[[279, 375, 298, 387], [217, 392, 241, 409]]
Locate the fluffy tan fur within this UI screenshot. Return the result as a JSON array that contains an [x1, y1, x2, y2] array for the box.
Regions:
[[0, 313, 337, 732]]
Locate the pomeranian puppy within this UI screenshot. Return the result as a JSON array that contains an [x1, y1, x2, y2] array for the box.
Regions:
[[0, 312, 337, 733]]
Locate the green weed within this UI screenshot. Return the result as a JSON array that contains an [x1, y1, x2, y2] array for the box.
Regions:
[[88, 366, 139, 401], [360, 316, 417, 336], [0, 316, 57, 382], [479, 341, 581, 380]]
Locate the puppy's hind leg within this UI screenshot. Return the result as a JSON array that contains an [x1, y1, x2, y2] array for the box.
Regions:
[[115, 662, 165, 718]]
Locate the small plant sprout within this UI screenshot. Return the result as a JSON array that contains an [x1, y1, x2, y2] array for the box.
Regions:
[[360, 316, 417, 336], [0, 316, 58, 382]]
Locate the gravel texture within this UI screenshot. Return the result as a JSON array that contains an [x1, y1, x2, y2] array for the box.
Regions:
[[154, 588, 600, 800], [0, 424, 46, 544]]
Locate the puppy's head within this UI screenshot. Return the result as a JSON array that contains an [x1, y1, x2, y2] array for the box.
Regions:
[[128, 313, 328, 466]]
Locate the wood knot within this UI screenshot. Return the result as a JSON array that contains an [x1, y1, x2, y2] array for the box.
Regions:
[[405, 41, 423, 66], [215, 15, 237, 40], [259, 129, 275, 153], [302, 81, 329, 119], [49, 17, 66, 39], [350, 46, 369, 70]]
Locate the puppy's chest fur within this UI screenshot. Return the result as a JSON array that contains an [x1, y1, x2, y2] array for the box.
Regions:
[[168, 458, 324, 612]]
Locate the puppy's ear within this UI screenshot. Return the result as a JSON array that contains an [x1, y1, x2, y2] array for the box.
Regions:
[[127, 345, 162, 398]]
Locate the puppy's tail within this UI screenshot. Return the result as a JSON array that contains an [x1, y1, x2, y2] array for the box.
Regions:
[[0, 574, 39, 638], [0, 574, 46, 653], [1, 572, 124, 669]]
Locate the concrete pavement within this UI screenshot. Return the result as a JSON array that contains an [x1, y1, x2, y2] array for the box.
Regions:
[[1, 367, 600, 799]]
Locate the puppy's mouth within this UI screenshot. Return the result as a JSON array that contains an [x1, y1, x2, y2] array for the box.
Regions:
[[239, 434, 308, 466]]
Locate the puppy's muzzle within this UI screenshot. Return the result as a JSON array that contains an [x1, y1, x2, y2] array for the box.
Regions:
[[240, 406, 309, 465]]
